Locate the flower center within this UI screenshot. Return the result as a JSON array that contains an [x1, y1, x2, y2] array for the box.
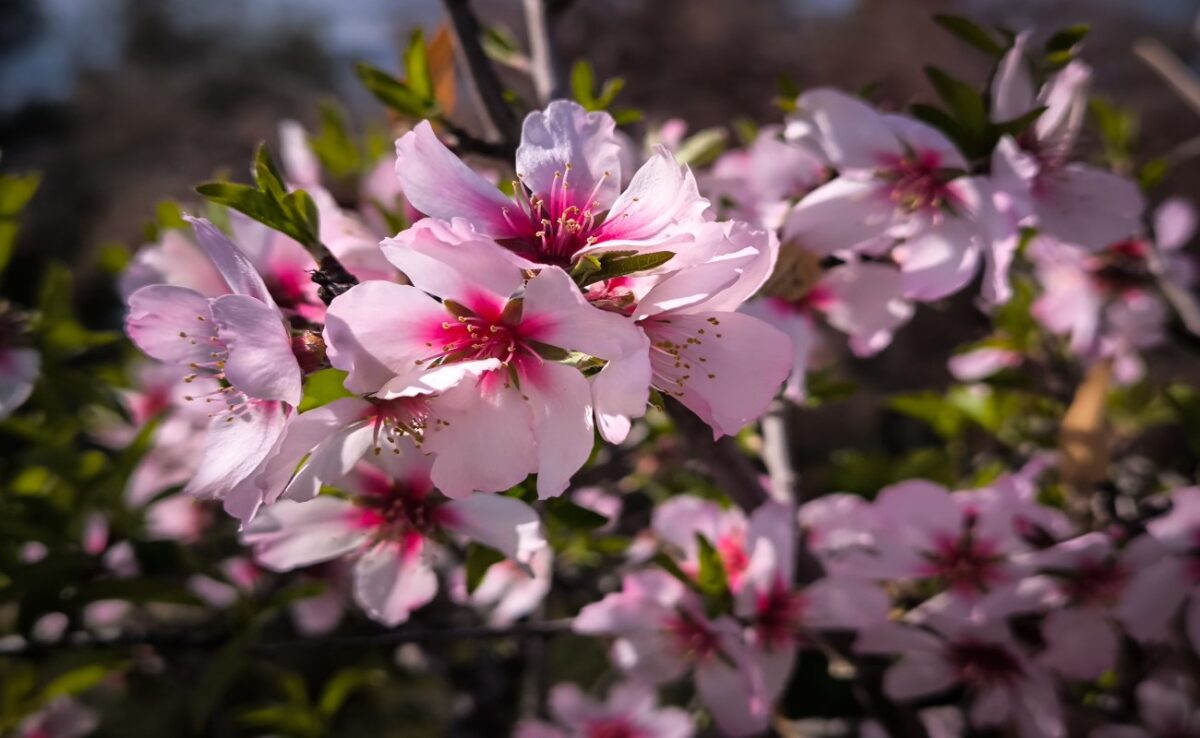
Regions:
[[1087, 239, 1153, 294], [355, 470, 437, 540], [920, 528, 1005, 595], [755, 579, 805, 650], [500, 166, 612, 265], [948, 639, 1024, 688], [665, 612, 721, 662], [880, 150, 954, 214], [369, 396, 436, 451], [1060, 558, 1129, 606], [585, 719, 643, 738]]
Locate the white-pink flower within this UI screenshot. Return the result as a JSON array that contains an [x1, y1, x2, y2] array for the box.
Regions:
[[394, 100, 711, 268], [124, 216, 302, 521], [515, 681, 693, 738], [243, 445, 545, 626], [322, 217, 647, 498]]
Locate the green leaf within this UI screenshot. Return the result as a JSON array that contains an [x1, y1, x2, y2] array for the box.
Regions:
[[924, 67, 989, 139], [1139, 157, 1169, 192], [910, 103, 973, 153], [1044, 24, 1089, 54], [612, 108, 644, 126], [595, 77, 626, 109], [0, 173, 40, 275], [317, 668, 380, 718], [404, 29, 434, 102], [299, 369, 354, 411], [1166, 384, 1200, 453], [933, 15, 1006, 57], [40, 665, 110, 700], [652, 552, 699, 592], [575, 251, 675, 287], [465, 543, 505, 594], [674, 127, 728, 167], [355, 62, 436, 118], [546, 499, 608, 531], [310, 101, 362, 179], [694, 534, 728, 597], [253, 143, 288, 201], [482, 25, 525, 67], [571, 60, 597, 109]]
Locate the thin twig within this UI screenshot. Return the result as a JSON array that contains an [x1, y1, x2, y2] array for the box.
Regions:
[[523, 0, 562, 105], [761, 400, 801, 503], [1, 619, 575, 656], [666, 400, 769, 512], [441, 0, 520, 151]]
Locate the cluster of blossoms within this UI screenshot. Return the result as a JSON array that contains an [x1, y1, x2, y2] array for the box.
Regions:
[[35, 19, 1188, 738], [119, 100, 792, 627]]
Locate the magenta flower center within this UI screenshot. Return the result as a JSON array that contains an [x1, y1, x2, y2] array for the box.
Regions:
[[354, 469, 438, 540], [666, 612, 721, 662], [948, 639, 1024, 688], [880, 150, 954, 213], [1060, 558, 1129, 606], [920, 530, 1005, 595], [1087, 238, 1153, 295], [755, 579, 805, 650], [500, 166, 612, 265], [585, 719, 644, 738]]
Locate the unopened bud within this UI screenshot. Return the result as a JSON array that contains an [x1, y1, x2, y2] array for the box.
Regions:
[[291, 331, 329, 374]]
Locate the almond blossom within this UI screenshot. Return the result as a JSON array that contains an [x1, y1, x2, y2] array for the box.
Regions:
[[991, 35, 1145, 251], [514, 681, 693, 738], [124, 216, 302, 521], [242, 444, 545, 626], [323, 217, 648, 498], [394, 100, 711, 269]]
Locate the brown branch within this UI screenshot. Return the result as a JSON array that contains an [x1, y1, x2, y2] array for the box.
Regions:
[[441, 0, 520, 152]]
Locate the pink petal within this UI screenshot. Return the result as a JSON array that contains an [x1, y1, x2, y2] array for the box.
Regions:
[[517, 100, 623, 211], [125, 285, 217, 365], [883, 652, 958, 701], [644, 311, 792, 437], [590, 346, 652, 444], [279, 120, 321, 189], [782, 177, 895, 256], [695, 653, 772, 737], [1154, 197, 1197, 252], [524, 266, 649, 361], [394, 120, 516, 237], [323, 280, 450, 393], [990, 33, 1036, 123], [1146, 487, 1200, 553], [1035, 60, 1091, 155], [1039, 608, 1117, 680], [184, 216, 276, 307], [948, 347, 1022, 381], [441, 493, 546, 565], [1115, 556, 1189, 642], [791, 88, 903, 171], [881, 114, 968, 170], [210, 294, 300, 405], [596, 146, 710, 243], [421, 376, 538, 497], [0, 347, 39, 419], [895, 217, 981, 301], [1034, 165, 1145, 251], [802, 577, 890, 631], [185, 400, 289, 503], [256, 397, 371, 504], [380, 217, 526, 301], [820, 261, 913, 356], [242, 497, 367, 570], [524, 360, 596, 499], [353, 539, 438, 626], [282, 423, 376, 502]]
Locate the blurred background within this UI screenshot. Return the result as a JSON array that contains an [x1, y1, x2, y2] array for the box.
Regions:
[[2, 0, 1199, 446]]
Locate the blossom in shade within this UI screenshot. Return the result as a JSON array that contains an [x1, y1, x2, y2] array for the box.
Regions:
[[242, 444, 545, 626], [17, 697, 99, 738], [1091, 671, 1200, 738], [124, 217, 302, 521], [515, 681, 693, 738], [990, 35, 1144, 251]]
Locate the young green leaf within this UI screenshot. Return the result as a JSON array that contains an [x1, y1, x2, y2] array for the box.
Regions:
[[575, 251, 675, 287], [405, 29, 434, 102], [933, 15, 1006, 57]]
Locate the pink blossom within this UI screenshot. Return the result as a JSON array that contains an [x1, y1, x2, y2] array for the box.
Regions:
[[1092, 671, 1200, 738], [0, 345, 39, 420], [243, 446, 546, 626], [322, 217, 647, 498], [394, 101, 711, 268], [17, 697, 99, 738], [125, 217, 303, 520], [782, 89, 1014, 303], [515, 681, 693, 738], [455, 547, 553, 626], [858, 600, 1064, 738], [573, 570, 770, 737], [1115, 488, 1200, 654], [991, 37, 1144, 250]]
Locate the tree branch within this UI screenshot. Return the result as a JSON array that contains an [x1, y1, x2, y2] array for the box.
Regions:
[[441, 0, 520, 152], [761, 400, 802, 503], [523, 0, 562, 105], [666, 400, 769, 512]]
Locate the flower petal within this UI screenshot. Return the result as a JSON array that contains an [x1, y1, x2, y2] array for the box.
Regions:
[[596, 146, 710, 243], [441, 493, 546, 565], [185, 400, 290, 504], [380, 217, 526, 301], [791, 88, 903, 171], [242, 497, 367, 570], [353, 538, 438, 626], [126, 285, 217, 365], [783, 177, 895, 256], [1034, 165, 1145, 251], [394, 120, 516, 237], [184, 216, 276, 307], [210, 294, 300, 405], [517, 100, 623, 210]]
